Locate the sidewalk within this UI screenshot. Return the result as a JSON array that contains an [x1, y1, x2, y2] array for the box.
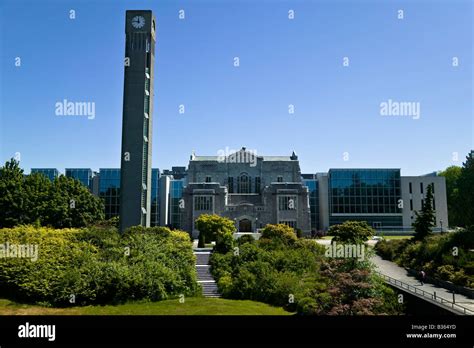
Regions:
[[371, 254, 474, 312]]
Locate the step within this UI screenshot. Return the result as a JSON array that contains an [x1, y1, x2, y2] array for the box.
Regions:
[[195, 254, 210, 265]]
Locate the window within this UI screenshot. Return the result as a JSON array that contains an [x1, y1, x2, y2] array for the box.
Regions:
[[431, 183, 435, 194], [421, 199, 424, 209], [278, 196, 297, 210], [205, 176, 212, 183], [255, 176, 261, 194], [238, 173, 251, 193], [420, 182, 424, 194], [433, 198, 436, 210], [409, 182, 412, 194], [277, 176, 283, 183], [228, 177, 234, 193], [279, 220, 297, 229], [194, 196, 213, 211], [410, 199, 413, 210]]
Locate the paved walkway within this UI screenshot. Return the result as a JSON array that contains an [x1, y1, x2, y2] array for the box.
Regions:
[[371, 254, 474, 313]]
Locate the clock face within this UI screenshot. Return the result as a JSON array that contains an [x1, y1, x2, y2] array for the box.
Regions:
[[131, 15, 145, 29]]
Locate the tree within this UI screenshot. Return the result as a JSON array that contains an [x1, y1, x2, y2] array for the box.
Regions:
[[0, 159, 104, 228], [0, 159, 26, 227], [439, 166, 462, 227], [260, 224, 297, 246], [327, 221, 375, 244], [194, 214, 236, 252], [457, 151, 474, 228], [49, 176, 104, 228], [412, 183, 436, 241]]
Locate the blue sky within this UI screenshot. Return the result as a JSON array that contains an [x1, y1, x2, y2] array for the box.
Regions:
[[0, 0, 472, 175]]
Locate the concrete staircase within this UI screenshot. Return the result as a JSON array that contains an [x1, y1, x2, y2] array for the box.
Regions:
[[194, 250, 221, 298]]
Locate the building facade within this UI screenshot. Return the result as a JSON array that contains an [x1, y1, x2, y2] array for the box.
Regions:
[[30, 168, 59, 181], [28, 150, 449, 235], [65, 168, 93, 190], [181, 148, 312, 238]]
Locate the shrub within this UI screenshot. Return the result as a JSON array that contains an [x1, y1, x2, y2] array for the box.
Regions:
[[379, 228, 474, 287], [237, 234, 255, 245], [374, 239, 406, 261], [260, 224, 297, 247], [0, 225, 199, 306], [210, 226, 401, 315], [328, 221, 375, 244], [215, 230, 234, 254], [198, 232, 205, 248]]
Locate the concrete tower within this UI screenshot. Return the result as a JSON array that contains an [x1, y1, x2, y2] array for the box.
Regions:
[[119, 10, 156, 232]]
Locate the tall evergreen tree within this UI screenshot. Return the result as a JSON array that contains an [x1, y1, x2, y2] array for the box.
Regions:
[[457, 150, 474, 227], [412, 183, 436, 241]]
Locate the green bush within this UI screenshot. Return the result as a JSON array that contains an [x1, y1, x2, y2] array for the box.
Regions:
[[237, 234, 255, 245], [375, 228, 474, 287], [259, 224, 297, 247], [0, 225, 199, 306], [374, 239, 406, 261], [210, 226, 401, 315]]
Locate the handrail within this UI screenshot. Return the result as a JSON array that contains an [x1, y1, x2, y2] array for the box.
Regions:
[[374, 271, 474, 315]]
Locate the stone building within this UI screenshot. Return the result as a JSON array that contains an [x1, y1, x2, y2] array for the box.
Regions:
[[181, 147, 312, 238]]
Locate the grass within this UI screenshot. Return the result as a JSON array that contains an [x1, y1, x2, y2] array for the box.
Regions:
[[0, 297, 293, 316], [380, 235, 413, 240]]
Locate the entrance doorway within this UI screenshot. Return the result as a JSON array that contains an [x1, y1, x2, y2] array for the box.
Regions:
[[238, 219, 252, 232]]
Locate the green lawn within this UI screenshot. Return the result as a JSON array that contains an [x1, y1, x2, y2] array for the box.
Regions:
[[0, 297, 293, 316], [381, 235, 413, 240]]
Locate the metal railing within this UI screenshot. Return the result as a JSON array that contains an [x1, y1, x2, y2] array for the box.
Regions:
[[374, 271, 474, 315]]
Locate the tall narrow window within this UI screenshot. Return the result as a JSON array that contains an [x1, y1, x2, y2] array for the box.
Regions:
[[228, 177, 234, 193], [410, 199, 413, 210], [277, 176, 283, 183], [194, 196, 213, 211], [205, 176, 212, 183], [420, 182, 424, 194], [238, 173, 250, 193], [255, 176, 261, 193], [409, 182, 412, 194]]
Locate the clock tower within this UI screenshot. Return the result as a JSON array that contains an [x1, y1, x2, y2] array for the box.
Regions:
[[119, 10, 156, 232]]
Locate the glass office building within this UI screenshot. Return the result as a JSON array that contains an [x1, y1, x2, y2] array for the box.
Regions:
[[65, 168, 93, 190], [302, 176, 319, 232], [30, 168, 59, 181], [169, 179, 184, 229], [99, 169, 121, 220], [328, 169, 403, 230]]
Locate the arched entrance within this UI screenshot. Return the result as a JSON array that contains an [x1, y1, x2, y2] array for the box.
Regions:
[[238, 219, 252, 232]]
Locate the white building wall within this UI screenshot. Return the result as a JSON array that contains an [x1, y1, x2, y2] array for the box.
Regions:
[[400, 176, 448, 231]]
